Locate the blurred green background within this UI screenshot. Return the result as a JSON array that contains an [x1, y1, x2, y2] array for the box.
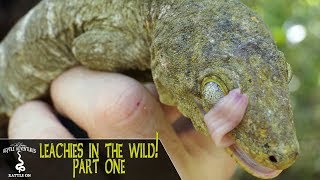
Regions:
[[235, 0, 320, 179]]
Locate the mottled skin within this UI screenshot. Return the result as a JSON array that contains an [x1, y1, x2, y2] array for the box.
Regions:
[[0, 0, 299, 177]]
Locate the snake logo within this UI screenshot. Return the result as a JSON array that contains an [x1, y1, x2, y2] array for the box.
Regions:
[[11, 142, 27, 173], [15, 150, 26, 173], [2, 142, 36, 176]]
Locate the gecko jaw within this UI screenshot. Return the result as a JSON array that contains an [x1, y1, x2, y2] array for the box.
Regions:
[[228, 144, 282, 179]]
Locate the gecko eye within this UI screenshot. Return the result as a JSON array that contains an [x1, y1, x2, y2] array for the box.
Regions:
[[286, 62, 293, 83], [202, 82, 225, 106], [201, 76, 228, 107]]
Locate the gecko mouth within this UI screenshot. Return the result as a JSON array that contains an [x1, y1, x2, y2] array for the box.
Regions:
[[228, 144, 282, 179]]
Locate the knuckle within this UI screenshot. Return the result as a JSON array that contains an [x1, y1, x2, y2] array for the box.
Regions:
[[93, 81, 147, 127]]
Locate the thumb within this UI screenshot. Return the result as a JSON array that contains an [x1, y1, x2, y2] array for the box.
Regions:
[[50, 67, 165, 138]]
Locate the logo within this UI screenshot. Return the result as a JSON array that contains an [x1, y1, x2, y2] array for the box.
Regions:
[[3, 142, 36, 178]]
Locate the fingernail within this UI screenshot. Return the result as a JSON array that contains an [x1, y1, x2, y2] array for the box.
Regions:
[[228, 89, 242, 101], [235, 94, 248, 105], [228, 88, 241, 96]]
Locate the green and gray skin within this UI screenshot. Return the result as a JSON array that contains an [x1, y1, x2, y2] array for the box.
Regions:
[[0, 0, 299, 178]]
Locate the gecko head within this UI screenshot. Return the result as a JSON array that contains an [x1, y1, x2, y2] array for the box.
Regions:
[[195, 18, 299, 180], [153, 42, 300, 179], [151, 0, 299, 178], [194, 1, 299, 178], [198, 50, 300, 178]]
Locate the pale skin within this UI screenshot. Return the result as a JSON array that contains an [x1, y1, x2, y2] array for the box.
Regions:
[[8, 67, 248, 180]]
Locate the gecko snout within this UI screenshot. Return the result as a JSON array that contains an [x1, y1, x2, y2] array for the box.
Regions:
[[266, 147, 299, 169]]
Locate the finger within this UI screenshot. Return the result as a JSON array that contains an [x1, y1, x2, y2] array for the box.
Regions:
[[176, 129, 237, 179], [144, 82, 181, 123], [205, 90, 248, 147], [143, 82, 159, 99], [8, 101, 74, 139], [50, 67, 178, 138], [203, 89, 241, 137], [204, 89, 248, 148], [51, 67, 192, 177], [142, 82, 196, 178], [209, 88, 241, 118], [122, 81, 239, 179]]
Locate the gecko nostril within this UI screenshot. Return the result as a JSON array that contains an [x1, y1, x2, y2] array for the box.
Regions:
[[269, 155, 278, 163]]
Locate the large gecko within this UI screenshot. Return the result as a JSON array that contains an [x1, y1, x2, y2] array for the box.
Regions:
[[0, 0, 299, 178]]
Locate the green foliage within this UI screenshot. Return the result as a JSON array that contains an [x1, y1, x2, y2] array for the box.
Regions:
[[235, 0, 320, 179]]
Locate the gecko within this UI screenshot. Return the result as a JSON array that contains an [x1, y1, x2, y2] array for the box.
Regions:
[[0, 0, 299, 178]]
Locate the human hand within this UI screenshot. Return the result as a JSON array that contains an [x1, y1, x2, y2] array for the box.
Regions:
[[8, 66, 248, 180]]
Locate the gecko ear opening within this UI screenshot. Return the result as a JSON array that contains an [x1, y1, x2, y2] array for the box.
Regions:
[[201, 76, 228, 110]]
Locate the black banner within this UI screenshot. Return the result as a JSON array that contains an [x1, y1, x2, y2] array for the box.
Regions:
[[0, 137, 179, 180]]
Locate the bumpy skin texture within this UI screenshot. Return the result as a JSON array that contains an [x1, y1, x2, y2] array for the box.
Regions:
[[0, 0, 299, 177]]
